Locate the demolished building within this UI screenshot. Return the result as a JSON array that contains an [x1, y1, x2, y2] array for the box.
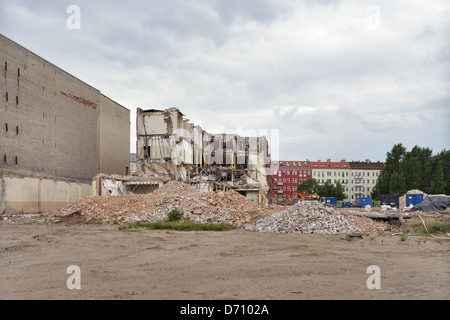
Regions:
[[135, 107, 273, 206]]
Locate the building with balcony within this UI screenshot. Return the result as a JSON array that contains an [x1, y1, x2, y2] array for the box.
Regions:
[[311, 160, 351, 201], [270, 160, 312, 200], [348, 160, 385, 201]]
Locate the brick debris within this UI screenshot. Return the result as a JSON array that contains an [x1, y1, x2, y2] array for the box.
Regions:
[[46, 180, 265, 228], [245, 200, 388, 234]]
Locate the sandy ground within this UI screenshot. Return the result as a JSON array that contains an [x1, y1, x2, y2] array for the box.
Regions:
[[1, 213, 449, 300]]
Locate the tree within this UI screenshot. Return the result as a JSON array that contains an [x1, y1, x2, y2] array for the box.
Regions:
[[373, 143, 407, 198], [431, 160, 446, 194], [297, 178, 318, 194], [372, 143, 449, 198], [389, 171, 406, 195], [435, 149, 450, 194], [331, 181, 346, 201]]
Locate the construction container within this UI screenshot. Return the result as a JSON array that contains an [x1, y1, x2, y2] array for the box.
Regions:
[[342, 202, 350, 208], [355, 197, 372, 207], [381, 194, 399, 208], [337, 201, 342, 208], [372, 200, 381, 207], [325, 197, 337, 206], [406, 194, 424, 207]]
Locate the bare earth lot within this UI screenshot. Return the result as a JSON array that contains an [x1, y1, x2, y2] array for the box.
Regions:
[[1, 214, 449, 300]]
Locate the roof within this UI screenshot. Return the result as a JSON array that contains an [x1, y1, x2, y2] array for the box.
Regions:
[[310, 161, 349, 169], [348, 161, 385, 170]]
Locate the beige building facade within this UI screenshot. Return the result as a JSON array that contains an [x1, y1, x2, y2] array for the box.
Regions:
[[0, 34, 130, 214]]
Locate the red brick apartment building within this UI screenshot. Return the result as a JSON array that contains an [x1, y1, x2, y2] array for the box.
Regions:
[[271, 161, 312, 200]]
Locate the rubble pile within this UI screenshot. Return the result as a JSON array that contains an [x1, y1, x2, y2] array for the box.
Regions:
[[48, 181, 264, 227], [245, 201, 361, 234], [344, 216, 389, 233]]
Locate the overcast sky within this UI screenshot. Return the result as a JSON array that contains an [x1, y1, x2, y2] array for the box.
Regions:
[[1, 0, 449, 162]]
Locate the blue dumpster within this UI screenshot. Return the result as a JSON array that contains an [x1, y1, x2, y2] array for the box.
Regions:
[[356, 197, 372, 207], [407, 194, 423, 206]]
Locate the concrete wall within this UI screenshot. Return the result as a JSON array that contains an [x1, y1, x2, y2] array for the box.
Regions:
[[99, 94, 130, 175], [1, 176, 91, 214], [0, 35, 100, 181], [0, 34, 130, 214], [0, 34, 130, 181]]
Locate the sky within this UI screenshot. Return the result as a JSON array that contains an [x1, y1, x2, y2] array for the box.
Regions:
[[1, 0, 449, 163]]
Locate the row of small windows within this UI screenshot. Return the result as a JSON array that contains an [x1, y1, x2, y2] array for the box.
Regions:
[[277, 170, 311, 177], [3, 123, 19, 134], [275, 177, 377, 185], [3, 154, 18, 165], [4, 92, 19, 104], [4, 62, 20, 76], [312, 171, 379, 177]]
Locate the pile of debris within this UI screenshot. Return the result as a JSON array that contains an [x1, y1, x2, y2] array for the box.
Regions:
[[344, 215, 389, 233], [47, 181, 265, 228], [245, 201, 361, 234]]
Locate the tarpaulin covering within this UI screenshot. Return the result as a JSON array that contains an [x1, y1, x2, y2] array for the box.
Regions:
[[410, 195, 450, 212]]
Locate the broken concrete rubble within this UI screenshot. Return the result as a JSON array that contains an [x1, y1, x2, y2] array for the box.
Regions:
[[244, 201, 363, 234], [47, 180, 266, 228]]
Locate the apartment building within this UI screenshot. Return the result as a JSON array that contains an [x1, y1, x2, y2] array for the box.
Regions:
[[348, 160, 385, 201], [311, 160, 351, 201], [271, 160, 312, 200]]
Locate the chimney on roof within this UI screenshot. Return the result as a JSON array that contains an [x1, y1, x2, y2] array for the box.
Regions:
[[327, 159, 331, 162], [365, 159, 370, 163]]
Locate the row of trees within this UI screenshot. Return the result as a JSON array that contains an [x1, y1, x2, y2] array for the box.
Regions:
[[371, 144, 449, 199], [297, 178, 347, 201], [296, 143, 449, 201]]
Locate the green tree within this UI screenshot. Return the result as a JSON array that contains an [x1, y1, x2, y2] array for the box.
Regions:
[[431, 160, 446, 194], [374, 143, 407, 197], [389, 171, 406, 195], [435, 150, 450, 194], [331, 181, 346, 201], [373, 144, 449, 197], [297, 178, 318, 194]]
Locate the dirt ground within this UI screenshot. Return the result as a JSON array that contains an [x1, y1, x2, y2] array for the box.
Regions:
[[0, 213, 449, 300]]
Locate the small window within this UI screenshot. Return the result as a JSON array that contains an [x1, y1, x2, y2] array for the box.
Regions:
[[15, 156, 17, 165], [5, 123, 8, 132], [16, 96, 18, 105], [18, 68, 20, 77], [5, 92, 8, 102], [16, 126, 18, 135], [125, 166, 129, 175], [4, 62, 7, 71], [3, 154, 6, 163]]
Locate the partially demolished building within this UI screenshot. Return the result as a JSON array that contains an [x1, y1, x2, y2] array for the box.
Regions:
[[136, 108, 273, 205]]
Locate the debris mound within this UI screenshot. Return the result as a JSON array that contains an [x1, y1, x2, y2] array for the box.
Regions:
[[344, 216, 389, 233], [245, 201, 361, 234], [47, 180, 264, 227]]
